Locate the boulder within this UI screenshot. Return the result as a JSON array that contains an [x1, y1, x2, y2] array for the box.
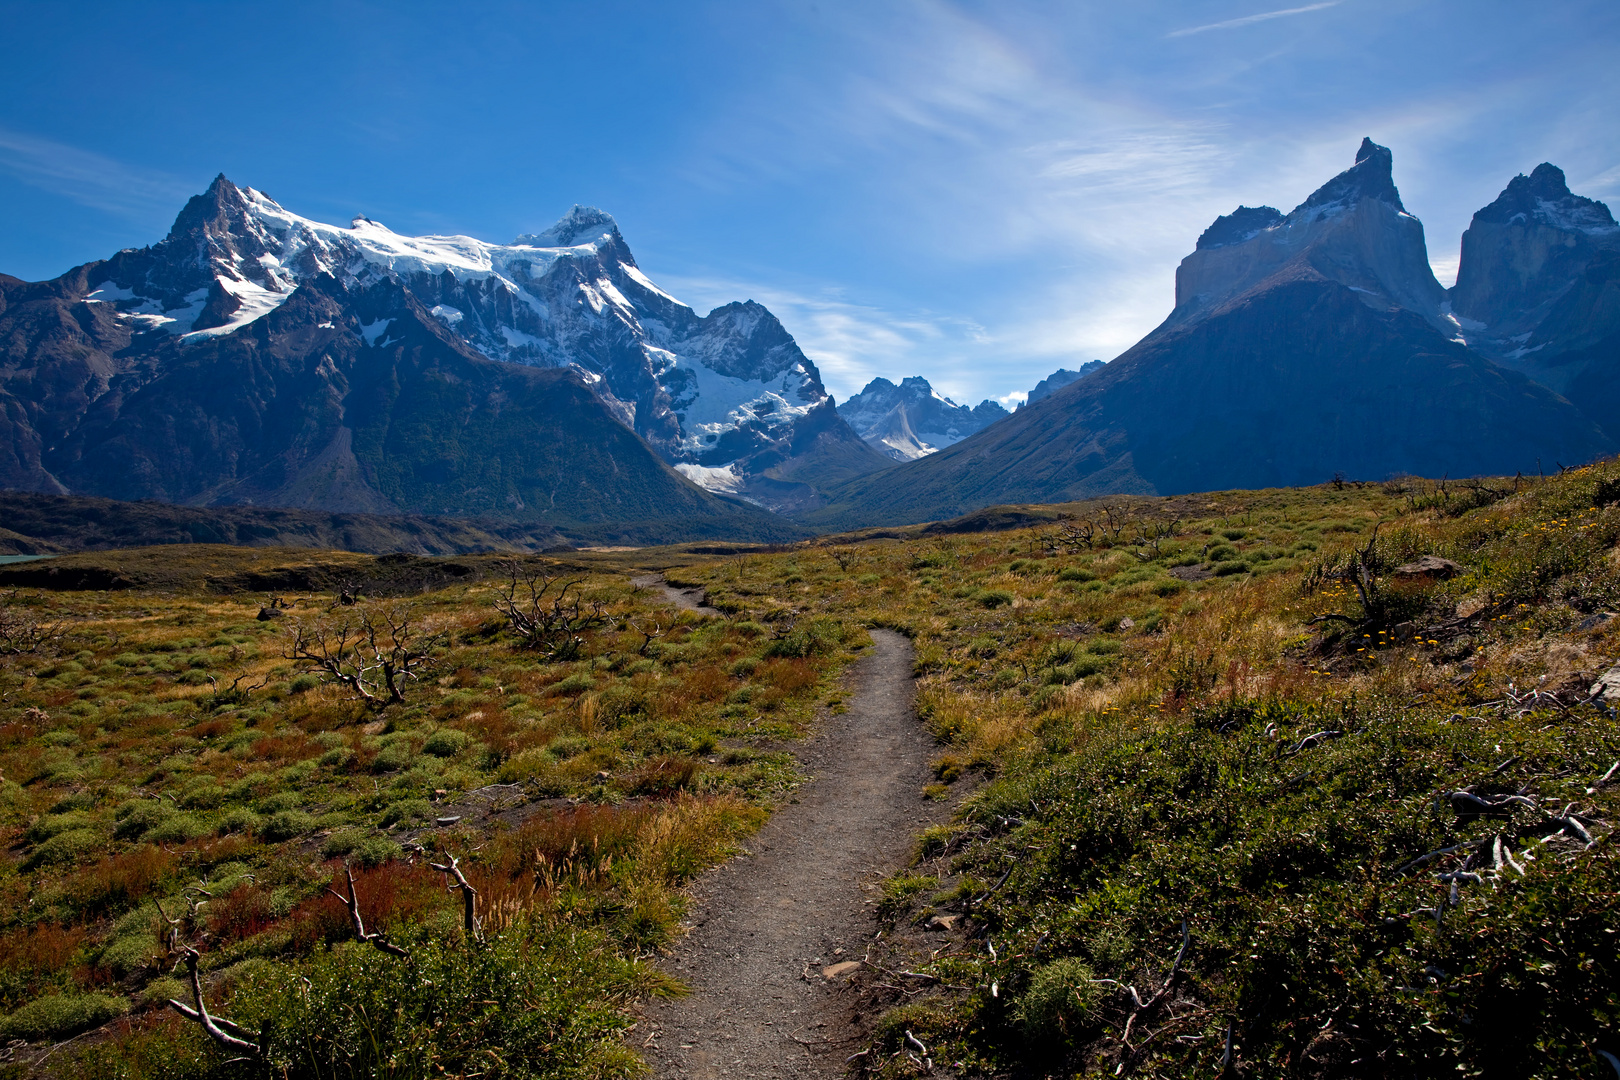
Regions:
[[1391, 555, 1462, 581]]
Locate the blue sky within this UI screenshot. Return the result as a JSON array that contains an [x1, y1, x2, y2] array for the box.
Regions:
[[2, 1, 1616, 406]]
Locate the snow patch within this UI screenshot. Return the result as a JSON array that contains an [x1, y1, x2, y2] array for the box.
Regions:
[[84, 282, 135, 303], [430, 304, 464, 325], [674, 462, 744, 494], [359, 318, 394, 346], [182, 276, 292, 341], [620, 262, 685, 306]]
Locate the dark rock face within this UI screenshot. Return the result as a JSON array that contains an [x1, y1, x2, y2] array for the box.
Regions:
[[837, 377, 1008, 461], [1173, 138, 1446, 329], [0, 264, 802, 544], [1447, 164, 1620, 436], [0, 178, 884, 517], [1196, 207, 1284, 251], [799, 141, 1613, 530]]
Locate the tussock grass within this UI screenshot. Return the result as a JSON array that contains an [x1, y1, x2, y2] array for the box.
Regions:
[[675, 471, 1620, 1078]]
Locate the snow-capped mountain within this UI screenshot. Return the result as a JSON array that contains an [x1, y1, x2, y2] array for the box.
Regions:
[[836, 377, 1008, 461], [75, 176, 884, 509]]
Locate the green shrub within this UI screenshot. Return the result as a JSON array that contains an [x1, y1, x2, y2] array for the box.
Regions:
[[1057, 566, 1095, 582], [255, 792, 301, 815], [178, 782, 225, 810], [1212, 560, 1249, 576], [371, 740, 415, 773], [764, 617, 848, 658], [217, 808, 261, 836], [23, 827, 101, 869], [378, 799, 434, 829], [24, 810, 94, 844], [422, 729, 468, 758], [146, 813, 206, 844], [974, 589, 1015, 609], [1016, 957, 1103, 1042], [99, 933, 158, 978], [321, 829, 399, 867], [0, 992, 127, 1042], [258, 810, 314, 842], [1206, 544, 1239, 561], [210, 923, 653, 1079], [289, 673, 320, 693], [113, 800, 173, 840]]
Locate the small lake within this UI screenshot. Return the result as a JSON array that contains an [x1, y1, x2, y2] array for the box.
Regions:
[[0, 555, 54, 565]]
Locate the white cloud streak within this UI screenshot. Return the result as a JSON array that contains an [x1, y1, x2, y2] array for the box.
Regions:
[[0, 127, 193, 219], [1167, 2, 1342, 38]]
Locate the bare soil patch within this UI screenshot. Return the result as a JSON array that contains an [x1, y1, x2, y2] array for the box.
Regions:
[[635, 628, 948, 1078]]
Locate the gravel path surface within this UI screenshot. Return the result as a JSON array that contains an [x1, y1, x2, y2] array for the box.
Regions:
[[632, 574, 721, 615], [634, 626, 941, 1079]]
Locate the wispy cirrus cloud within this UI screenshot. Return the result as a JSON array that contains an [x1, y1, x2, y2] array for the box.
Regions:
[[1167, 2, 1342, 38], [0, 127, 193, 219]]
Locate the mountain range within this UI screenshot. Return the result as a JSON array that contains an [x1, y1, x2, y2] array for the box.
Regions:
[[802, 140, 1616, 528], [3, 139, 1616, 540], [0, 180, 897, 541]]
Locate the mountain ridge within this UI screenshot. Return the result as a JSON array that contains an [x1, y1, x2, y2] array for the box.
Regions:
[[797, 140, 1612, 529]]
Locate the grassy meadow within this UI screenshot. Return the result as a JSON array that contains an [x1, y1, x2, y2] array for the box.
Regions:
[[0, 467, 1616, 1078]]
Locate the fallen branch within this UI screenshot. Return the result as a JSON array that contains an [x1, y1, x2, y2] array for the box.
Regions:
[[167, 947, 262, 1060], [327, 864, 410, 957], [1122, 921, 1190, 1046], [1589, 761, 1619, 795]]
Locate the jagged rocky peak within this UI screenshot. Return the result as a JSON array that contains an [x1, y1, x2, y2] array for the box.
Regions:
[[1024, 361, 1105, 407], [1172, 137, 1444, 329], [838, 375, 1008, 461], [25, 174, 887, 513], [1298, 137, 1404, 216], [1196, 207, 1283, 251], [514, 205, 623, 248], [1450, 162, 1620, 364], [1472, 163, 1618, 234]]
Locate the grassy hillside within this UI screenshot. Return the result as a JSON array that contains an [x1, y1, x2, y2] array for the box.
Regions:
[[674, 470, 1620, 1079], [0, 468, 1614, 1077]]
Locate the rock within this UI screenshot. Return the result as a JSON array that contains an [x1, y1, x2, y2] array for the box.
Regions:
[[595, 770, 611, 782], [821, 960, 861, 979], [1577, 612, 1615, 632], [1392, 556, 1462, 581], [1117, 616, 1135, 630], [1590, 665, 1620, 700], [435, 815, 462, 827], [256, 606, 284, 620], [926, 914, 960, 932], [1392, 621, 1417, 641]]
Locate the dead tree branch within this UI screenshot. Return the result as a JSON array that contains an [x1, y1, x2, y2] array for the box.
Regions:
[[327, 863, 410, 957], [0, 591, 66, 655], [167, 946, 263, 1061], [493, 562, 606, 661], [429, 854, 482, 943], [286, 605, 440, 710]]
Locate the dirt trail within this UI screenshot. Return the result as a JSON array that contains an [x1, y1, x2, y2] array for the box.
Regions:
[[633, 574, 721, 615], [635, 625, 941, 1079]]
